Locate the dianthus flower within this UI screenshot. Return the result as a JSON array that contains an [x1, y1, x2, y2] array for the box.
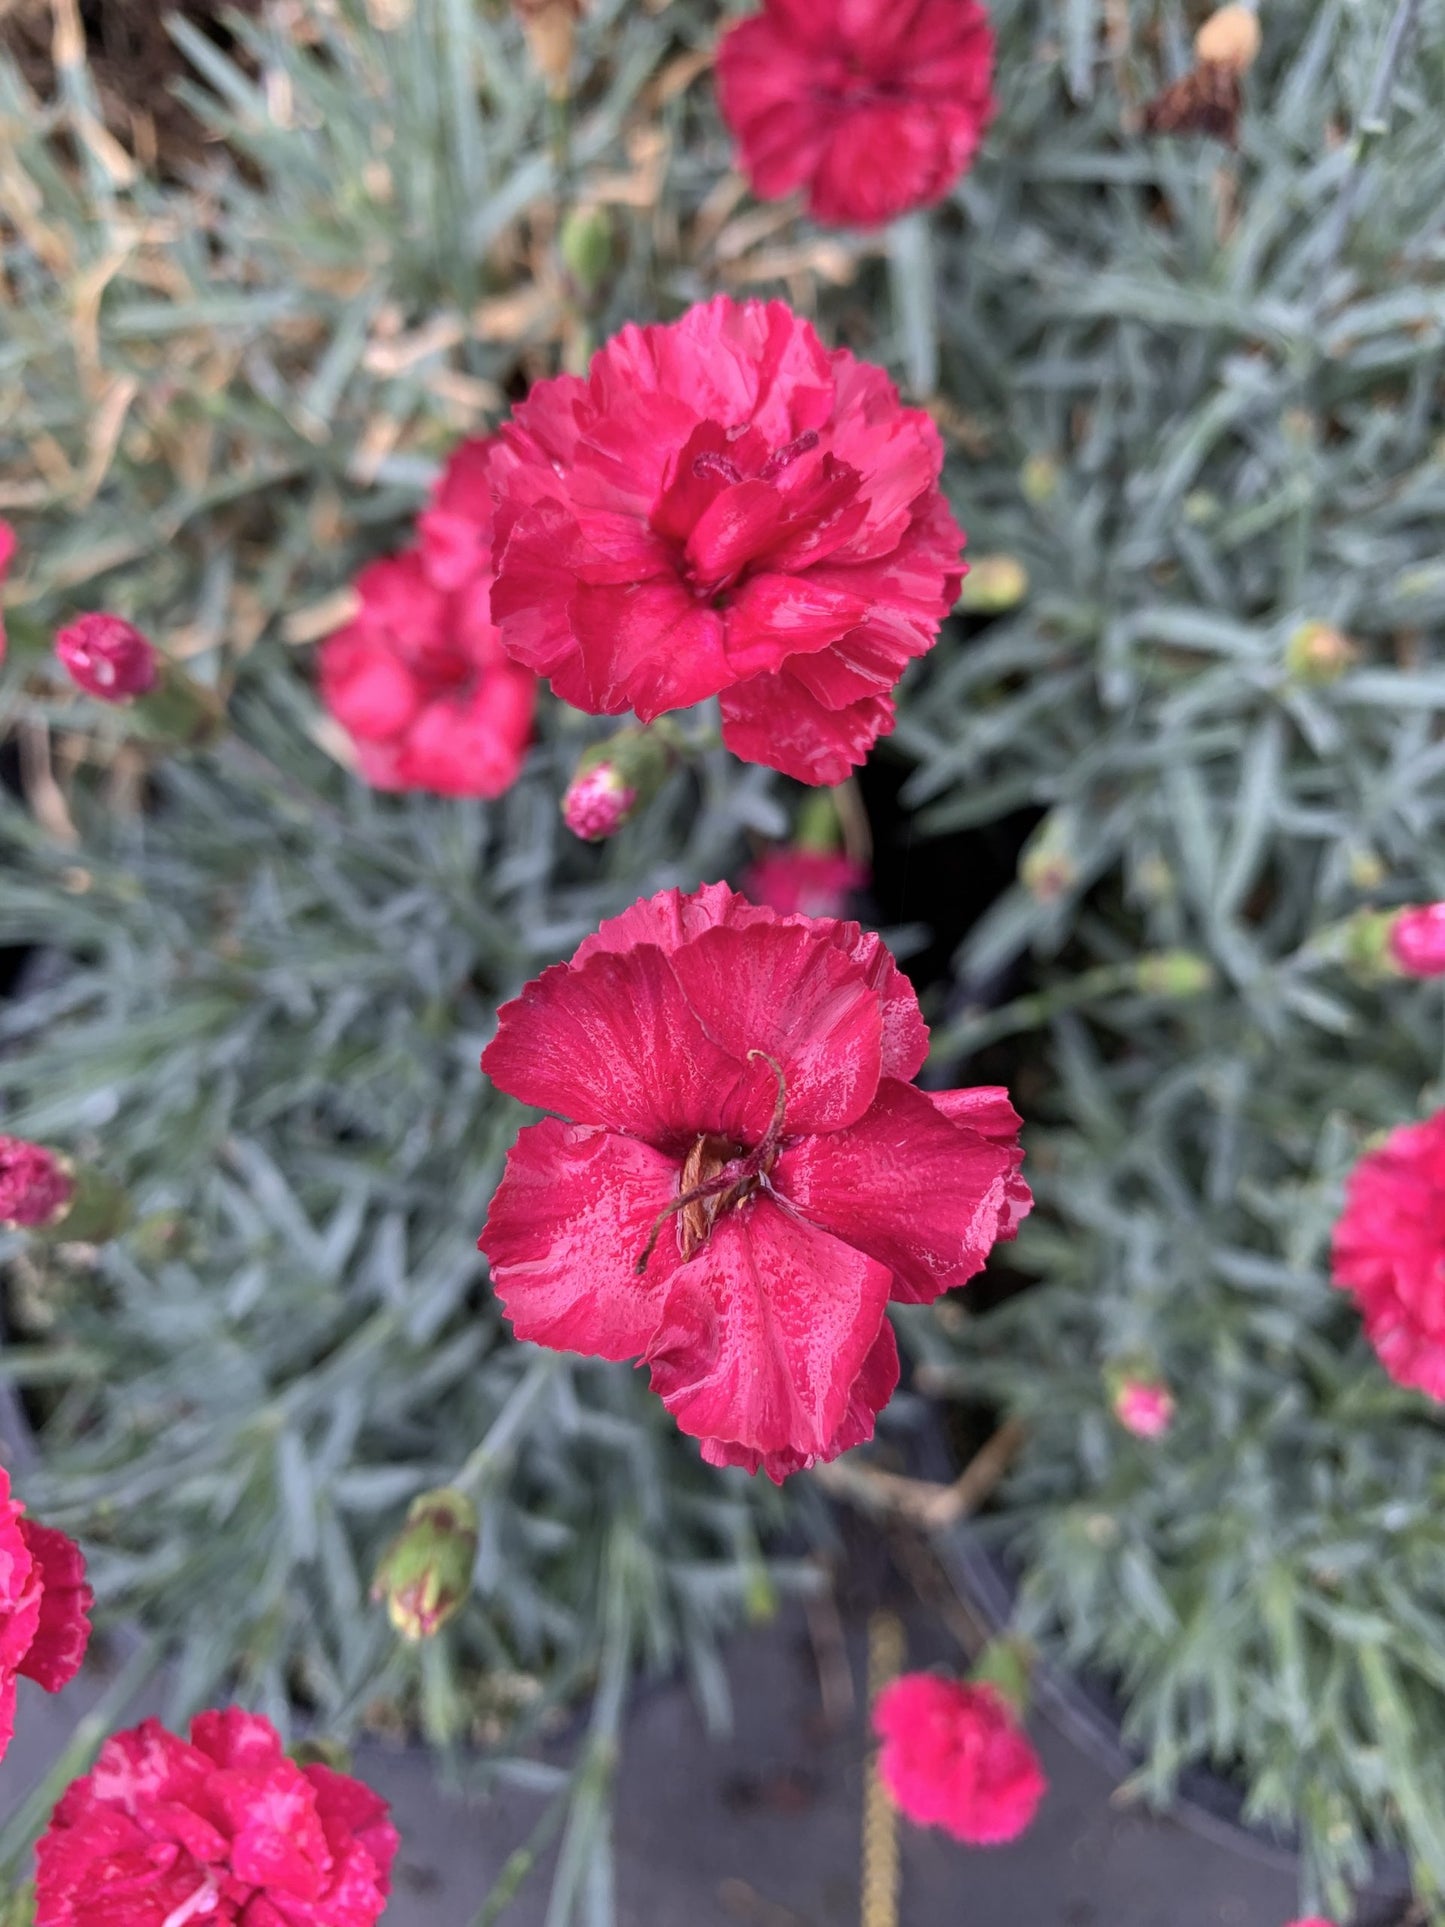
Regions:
[[480, 884, 1028, 1480], [1332, 1110, 1445, 1399], [1389, 903, 1445, 978], [55, 614, 158, 701], [873, 1673, 1046, 1845], [743, 848, 867, 919], [715, 0, 996, 230], [0, 519, 15, 663], [35, 1709, 398, 1927], [488, 297, 964, 785], [0, 1135, 74, 1229], [0, 1466, 91, 1764], [1112, 1377, 1174, 1439], [320, 437, 536, 798]]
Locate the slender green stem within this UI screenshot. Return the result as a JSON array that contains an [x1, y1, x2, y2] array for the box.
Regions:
[[454, 1352, 562, 1498], [887, 210, 940, 399]]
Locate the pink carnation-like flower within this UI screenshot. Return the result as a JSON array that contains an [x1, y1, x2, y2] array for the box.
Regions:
[[0, 1466, 92, 1765], [1389, 903, 1445, 978], [488, 296, 965, 785], [320, 437, 537, 799], [873, 1673, 1046, 1845], [1112, 1377, 1174, 1439], [35, 1708, 398, 1927], [480, 883, 1029, 1481], [562, 764, 637, 841], [715, 0, 996, 230], [0, 519, 15, 663], [743, 848, 867, 919], [0, 1135, 74, 1229], [54, 613, 158, 701], [1332, 1110, 1445, 1399], [1285, 1919, 1336, 1926]]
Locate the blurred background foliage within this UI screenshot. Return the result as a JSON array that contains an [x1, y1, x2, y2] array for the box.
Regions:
[[3, 0, 1445, 1918]]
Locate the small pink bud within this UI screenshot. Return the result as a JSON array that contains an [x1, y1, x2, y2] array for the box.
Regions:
[[563, 763, 637, 842], [1389, 903, 1445, 979], [55, 614, 159, 701], [1113, 1378, 1174, 1439], [0, 1136, 74, 1229]]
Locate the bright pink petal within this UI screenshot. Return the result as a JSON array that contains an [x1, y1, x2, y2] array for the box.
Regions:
[[700, 1313, 899, 1481], [482, 946, 748, 1142], [776, 1078, 1029, 1303], [571, 577, 732, 719], [480, 1118, 681, 1359], [668, 921, 883, 1134], [721, 665, 895, 784], [16, 1520, 91, 1691], [645, 1194, 894, 1469]]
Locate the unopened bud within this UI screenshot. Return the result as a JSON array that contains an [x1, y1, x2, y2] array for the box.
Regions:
[[55, 614, 157, 701], [513, 0, 585, 98], [562, 724, 676, 842], [1020, 453, 1060, 506], [560, 205, 615, 300], [372, 1488, 479, 1642], [1389, 903, 1445, 979], [956, 555, 1029, 615], [0, 1137, 74, 1230], [563, 763, 637, 842], [969, 1636, 1034, 1716], [1135, 951, 1215, 998], [1019, 814, 1077, 903], [1112, 1377, 1175, 1439], [1285, 620, 1356, 685], [1194, 4, 1261, 73]]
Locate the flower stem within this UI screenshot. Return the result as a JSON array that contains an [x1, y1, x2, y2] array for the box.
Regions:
[[887, 211, 940, 399]]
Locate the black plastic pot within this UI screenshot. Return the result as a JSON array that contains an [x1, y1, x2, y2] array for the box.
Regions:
[[918, 1420, 1415, 1926]]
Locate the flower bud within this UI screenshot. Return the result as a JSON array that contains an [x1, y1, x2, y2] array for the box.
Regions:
[[371, 1488, 479, 1642], [956, 555, 1029, 615], [1389, 903, 1445, 979], [1285, 620, 1355, 685], [559, 205, 615, 301], [0, 519, 16, 665], [54, 614, 158, 701], [563, 763, 637, 842], [561, 724, 676, 842], [1018, 813, 1077, 903], [1193, 4, 1261, 73], [0, 1137, 74, 1230], [1020, 454, 1059, 506], [513, 0, 585, 99], [1112, 1377, 1175, 1439], [1135, 951, 1215, 999]]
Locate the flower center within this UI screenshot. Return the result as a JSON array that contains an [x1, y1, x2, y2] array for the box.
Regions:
[[636, 1051, 790, 1273]]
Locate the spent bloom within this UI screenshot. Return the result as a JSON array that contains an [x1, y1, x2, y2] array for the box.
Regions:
[[480, 883, 1029, 1481], [371, 1487, 479, 1642], [488, 296, 965, 786], [0, 1136, 74, 1229], [1112, 1377, 1174, 1439], [715, 0, 995, 230], [35, 1709, 398, 1927], [1332, 1110, 1445, 1400], [0, 1468, 91, 1767], [743, 848, 867, 919], [320, 436, 537, 799], [873, 1673, 1046, 1845], [1389, 903, 1445, 979], [54, 614, 158, 701]]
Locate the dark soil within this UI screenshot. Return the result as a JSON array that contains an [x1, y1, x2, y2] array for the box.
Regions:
[[0, 0, 263, 174]]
